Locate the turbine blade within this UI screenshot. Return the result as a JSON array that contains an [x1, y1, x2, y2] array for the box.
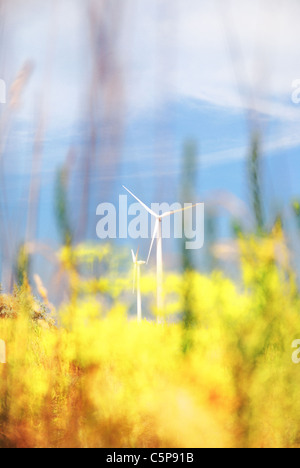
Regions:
[[131, 249, 136, 263], [123, 186, 158, 218], [161, 203, 202, 218], [136, 246, 140, 262], [147, 219, 159, 264]]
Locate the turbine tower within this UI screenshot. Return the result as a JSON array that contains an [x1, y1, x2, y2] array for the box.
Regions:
[[131, 248, 145, 323]]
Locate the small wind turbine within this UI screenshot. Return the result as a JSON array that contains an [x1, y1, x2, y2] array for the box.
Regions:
[[131, 247, 146, 323], [123, 186, 201, 322]]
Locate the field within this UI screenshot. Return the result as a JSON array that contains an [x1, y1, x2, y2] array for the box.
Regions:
[[0, 229, 300, 449]]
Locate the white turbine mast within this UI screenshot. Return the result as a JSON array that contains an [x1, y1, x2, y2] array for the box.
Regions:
[[131, 247, 145, 323]]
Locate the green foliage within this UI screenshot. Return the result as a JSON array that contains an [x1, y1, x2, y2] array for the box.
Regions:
[[180, 139, 199, 271], [248, 133, 264, 234], [292, 199, 300, 231], [0, 232, 300, 447], [55, 168, 73, 246], [15, 244, 30, 287]]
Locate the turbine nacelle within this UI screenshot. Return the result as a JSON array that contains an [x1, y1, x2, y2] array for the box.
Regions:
[[131, 248, 146, 266], [131, 247, 145, 295]]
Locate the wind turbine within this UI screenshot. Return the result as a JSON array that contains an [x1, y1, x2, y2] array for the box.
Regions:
[[131, 247, 146, 323], [123, 186, 201, 322]]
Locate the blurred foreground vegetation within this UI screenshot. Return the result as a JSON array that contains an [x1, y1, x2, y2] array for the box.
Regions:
[[0, 225, 300, 448]]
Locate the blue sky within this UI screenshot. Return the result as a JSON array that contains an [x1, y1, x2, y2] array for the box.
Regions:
[[1, 0, 300, 277]]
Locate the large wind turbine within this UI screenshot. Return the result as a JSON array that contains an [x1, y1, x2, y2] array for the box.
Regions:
[[123, 186, 200, 322], [131, 247, 145, 323]]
